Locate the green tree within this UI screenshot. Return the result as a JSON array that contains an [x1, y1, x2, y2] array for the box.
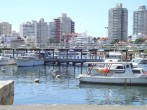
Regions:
[[93, 37, 97, 42], [128, 40, 134, 44], [110, 41, 116, 44], [97, 37, 100, 40], [134, 38, 145, 44]]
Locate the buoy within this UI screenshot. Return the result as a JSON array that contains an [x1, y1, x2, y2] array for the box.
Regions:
[[103, 68, 109, 73], [52, 69, 57, 77], [55, 75, 60, 79], [1, 67, 5, 72], [34, 79, 40, 83]]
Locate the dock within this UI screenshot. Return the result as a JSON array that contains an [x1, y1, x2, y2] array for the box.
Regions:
[[0, 44, 147, 66]]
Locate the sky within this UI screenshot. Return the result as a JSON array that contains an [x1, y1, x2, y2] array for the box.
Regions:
[[0, 0, 146, 37]]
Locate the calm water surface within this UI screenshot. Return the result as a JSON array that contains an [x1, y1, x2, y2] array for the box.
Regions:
[[0, 65, 147, 105]]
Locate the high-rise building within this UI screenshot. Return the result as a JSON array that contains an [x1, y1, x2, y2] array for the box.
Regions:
[[108, 3, 128, 42], [60, 13, 72, 34], [19, 19, 48, 47], [0, 22, 12, 35], [54, 18, 61, 42], [19, 21, 36, 38], [71, 20, 75, 33], [48, 22, 55, 38], [48, 13, 75, 43], [133, 5, 147, 36], [36, 18, 48, 47]]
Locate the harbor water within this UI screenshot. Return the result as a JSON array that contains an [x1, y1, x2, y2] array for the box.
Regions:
[[0, 65, 147, 105]]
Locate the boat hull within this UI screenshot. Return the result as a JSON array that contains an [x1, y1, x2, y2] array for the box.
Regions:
[[16, 59, 44, 67], [78, 75, 147, 85], [0, 58, 16, 65]]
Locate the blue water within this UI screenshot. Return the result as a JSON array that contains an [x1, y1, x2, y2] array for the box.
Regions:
[[0, 65, 147, 105]]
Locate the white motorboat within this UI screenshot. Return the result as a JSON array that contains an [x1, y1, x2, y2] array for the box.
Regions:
[[16, 52, 44, 67], [132, 57, 147, 71], [77, 62, 147, 85], [0, 55, 16, 65]]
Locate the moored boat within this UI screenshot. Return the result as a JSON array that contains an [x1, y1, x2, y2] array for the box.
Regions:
[[16, 52, 44, 67], [104, 51, 123, 62], [77, 62, 147, 85], [0, 56, 16, 65], [132, 57, 147, 71]]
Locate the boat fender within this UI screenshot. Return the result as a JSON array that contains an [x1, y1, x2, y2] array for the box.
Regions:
[[103, 68, 109, 73], [98, 68, 103, 73]]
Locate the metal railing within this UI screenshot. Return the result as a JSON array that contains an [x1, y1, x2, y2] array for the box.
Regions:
[[0, 43, 147, 51]]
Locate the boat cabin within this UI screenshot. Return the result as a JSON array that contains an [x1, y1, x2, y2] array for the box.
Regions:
[[88, 62, 143, 76], [104, 52, 123, 62], [132, 58, 147, 71]]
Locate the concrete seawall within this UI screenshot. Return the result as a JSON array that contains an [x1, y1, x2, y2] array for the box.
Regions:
[[0, 80, 14, 105], [0, 105, 147, 110]]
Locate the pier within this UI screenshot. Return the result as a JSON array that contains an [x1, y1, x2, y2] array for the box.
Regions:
[[0, 43, 147, 51], [0, 44, 147, 66], [44, 49, 104, 66]]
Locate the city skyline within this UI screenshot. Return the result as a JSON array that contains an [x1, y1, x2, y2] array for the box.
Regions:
[[0, 0, 146, 37]]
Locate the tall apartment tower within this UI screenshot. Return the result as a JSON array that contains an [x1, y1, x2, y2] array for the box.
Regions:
[[48, 22, 55, 38], [36, 18, 48, 47], [48, 13, 75, 43], [60, 13, 72, 34], [108, 3, 128, 42], [0, 22, 12, 35], [133, 5, 147, 36], [19, 21, 36, 37], [19, 19, 48, 47], [71, 20, 75, 33], [54, 18, 61, 42]]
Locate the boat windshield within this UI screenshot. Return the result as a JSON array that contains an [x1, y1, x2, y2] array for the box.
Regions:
[[108, 56, 121, 59], [140, 60, 147, 64], [132, 59, 141, 63], [132, 59, 147, 64]]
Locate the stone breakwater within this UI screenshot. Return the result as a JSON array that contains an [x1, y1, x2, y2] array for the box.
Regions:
[[0, 80, 14, 105]]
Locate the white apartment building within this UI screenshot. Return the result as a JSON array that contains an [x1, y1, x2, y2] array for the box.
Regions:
[[108, 3, 128, 42], [133, 5, 147, 36], [20, 21, 37, 38], [69, 33, 94, 47], [19, 19, 48, 47], [36, 18, 48, 47], [59, 13, 72, 34], [0, 33, 22, 47], [0, 22, 12, 35]]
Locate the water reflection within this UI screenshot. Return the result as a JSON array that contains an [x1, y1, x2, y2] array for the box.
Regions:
[[79, 83, 147, 105], [0, 65, 147, 105]]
